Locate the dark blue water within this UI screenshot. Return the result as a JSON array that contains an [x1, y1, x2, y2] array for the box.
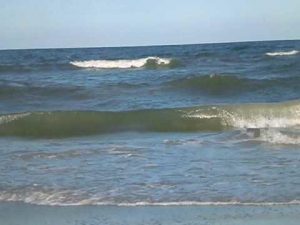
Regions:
[[0, 40, 300, 206]]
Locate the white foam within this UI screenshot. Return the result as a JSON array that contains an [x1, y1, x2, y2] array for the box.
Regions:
[[184, 101, 300, 130], [183, 114, 219, 119], [1, 187, 300, 206], [70, 57, 171, 69], [228, 116, 300, 129], [0, 190, 103, 206], [1, 190, 299, 207], [259, 129, 300, 145], [266, 50, 299, 56], [113, 200, 300, 207], [0, 113, 30, 125]]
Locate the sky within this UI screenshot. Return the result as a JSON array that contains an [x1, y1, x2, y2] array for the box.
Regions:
[[0, 0, 300, 49]]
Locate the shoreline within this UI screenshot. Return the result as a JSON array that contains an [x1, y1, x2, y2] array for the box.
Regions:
[[1, 202, 300, 225]]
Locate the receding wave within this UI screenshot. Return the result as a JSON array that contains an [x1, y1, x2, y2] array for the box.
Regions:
[[70, 57, 179, 69], [266, 50, 299, 56], [0, 189, 299, 206], [1, 100, 300, 138]]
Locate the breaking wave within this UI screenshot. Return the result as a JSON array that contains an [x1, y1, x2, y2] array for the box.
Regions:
[[1, 100, 300, 138], [70, 57, 179, 69], [266, 50, 299, 56]]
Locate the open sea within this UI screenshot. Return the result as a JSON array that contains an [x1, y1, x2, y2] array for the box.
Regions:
[[0, 40, 300, 210]]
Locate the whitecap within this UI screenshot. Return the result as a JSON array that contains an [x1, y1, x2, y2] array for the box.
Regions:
[[70, 57, 172, 69], [266, 50, 299, 56]]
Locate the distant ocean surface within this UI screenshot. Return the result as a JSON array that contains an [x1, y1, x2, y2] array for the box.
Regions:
[[0, 40, 300, 206]]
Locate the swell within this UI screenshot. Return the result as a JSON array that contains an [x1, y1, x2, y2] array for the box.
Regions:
[[1, 75, 299, 100], [0, 79, 147, 100], [0, 82, 92, 100], [167, 74, 300, 95], [1, 100, 300, 138], [0, 63, 75, 73]]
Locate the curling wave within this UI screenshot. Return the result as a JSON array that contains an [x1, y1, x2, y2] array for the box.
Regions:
[[1, 100, 300, 138], [70, 57, 178, 69], [266, 50, 299, 56]]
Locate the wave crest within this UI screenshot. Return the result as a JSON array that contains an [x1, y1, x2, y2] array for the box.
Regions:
[[70, 57, 178, 69]]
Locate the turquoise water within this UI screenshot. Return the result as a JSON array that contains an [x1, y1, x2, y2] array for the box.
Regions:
[[0, 40, 300, 206]]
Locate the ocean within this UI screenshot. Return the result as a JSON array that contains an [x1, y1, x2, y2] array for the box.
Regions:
[[0, 40, 300, 223]]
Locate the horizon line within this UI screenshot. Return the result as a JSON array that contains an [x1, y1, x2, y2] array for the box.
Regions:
[[0, 38, 299, 51]]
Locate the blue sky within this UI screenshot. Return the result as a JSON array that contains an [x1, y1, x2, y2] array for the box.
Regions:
[[1, 0, 299, 49]]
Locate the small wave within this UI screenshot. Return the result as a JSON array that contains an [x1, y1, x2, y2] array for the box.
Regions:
[[70, 57, 178, 69], [266, 50, 299, 56]]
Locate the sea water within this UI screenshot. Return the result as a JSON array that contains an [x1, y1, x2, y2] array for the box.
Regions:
[[0, 40, 300, 206]]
